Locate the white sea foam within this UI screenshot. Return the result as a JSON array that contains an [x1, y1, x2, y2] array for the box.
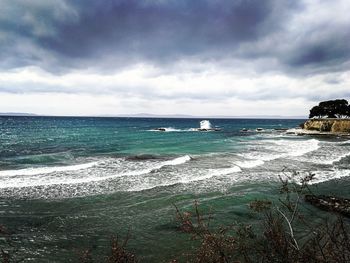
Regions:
[[120, 155, 191, 176], [148, 127, 203, 132], [312, 169, 350, 184], [273, 139, 320, 157], [0, 162, 99, 177], [200, 120, 212, 129], [292, 140, 350, 165], [3, 132, 350, 198], [291, 169, 350, 185], [238, 139, 320, 163], [148, 121, 218, 132], [323, 152, 350, 165], [148, 127, 183, 132], [235, 160, 265, 168], [127, 165, 242, 192], [0, 155, 192, 189], [160, 127, 182, 132], [206, 166, 242, 177], [163, 155, 191, 165]]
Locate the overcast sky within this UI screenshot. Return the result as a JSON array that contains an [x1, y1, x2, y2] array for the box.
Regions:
[[0, 0, 349, 116]]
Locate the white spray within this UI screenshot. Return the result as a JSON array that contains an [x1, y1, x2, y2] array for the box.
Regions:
[[200, 120, 212, 129]]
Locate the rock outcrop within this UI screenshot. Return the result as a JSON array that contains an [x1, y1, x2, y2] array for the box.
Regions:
[[305, 195, 350, 217], [303, 119, 350, 133]]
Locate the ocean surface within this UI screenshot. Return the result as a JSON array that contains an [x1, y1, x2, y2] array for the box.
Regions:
[[1, 116, 350, 262]]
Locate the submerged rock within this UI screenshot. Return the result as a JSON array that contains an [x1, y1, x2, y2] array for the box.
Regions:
[[197, 128, 221, 131], [305, 194, 350, 217]]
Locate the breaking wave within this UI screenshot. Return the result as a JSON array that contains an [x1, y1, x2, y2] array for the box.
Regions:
[[0, 162, 99, 177], [0, 155, 192, 189], [238, 138, 320, 163]]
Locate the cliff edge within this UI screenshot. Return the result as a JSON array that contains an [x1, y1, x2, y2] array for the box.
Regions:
[[303, 119, 350, 133]]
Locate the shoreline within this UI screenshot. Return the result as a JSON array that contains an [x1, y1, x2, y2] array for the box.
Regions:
[[288, 118, 350, 137], [287, 128, 350, 137]]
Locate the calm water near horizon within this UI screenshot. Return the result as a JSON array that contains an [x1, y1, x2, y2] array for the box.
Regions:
[[1, 116, 350, 262]]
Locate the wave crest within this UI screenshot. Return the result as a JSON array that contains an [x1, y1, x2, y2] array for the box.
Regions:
[[0, 155, 192, 189], [0, 162, 99, 177]]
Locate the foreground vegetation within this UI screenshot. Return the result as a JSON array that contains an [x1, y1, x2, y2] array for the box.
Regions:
[[1, 173, 350, 262], [171, 173, 350, 263]]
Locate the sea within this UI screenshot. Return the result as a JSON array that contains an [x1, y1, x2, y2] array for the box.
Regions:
[[0, 116, 350, 262]]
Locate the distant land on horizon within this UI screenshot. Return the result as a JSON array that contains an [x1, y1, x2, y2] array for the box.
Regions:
[[105, 113, 307, 119], [0, 112, 39, 116], [0, 112, 307, 119]]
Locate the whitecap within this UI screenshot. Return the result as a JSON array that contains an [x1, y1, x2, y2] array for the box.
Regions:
[[127, 165, 241, 192], [238, 139, 320, 163], [119, 155, 191, 176], [162, 155, 191, 165], [235, 160, 265, 168], [200, 120, 212, 129], [292, 140, 350, 165], [0, 161, 99, 177], [206, 166, 242, 177], [323, 152, 350, 165], [291, 169, 350, 185], [148, 127, 183, 132], [0, 155, 192, 189]]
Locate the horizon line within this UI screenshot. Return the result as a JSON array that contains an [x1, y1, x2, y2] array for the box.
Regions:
[[0, 112, 307, 119]]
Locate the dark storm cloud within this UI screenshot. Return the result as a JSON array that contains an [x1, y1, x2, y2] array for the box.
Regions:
[[44, 0, 294, 72], [0, 0, 349, 75], [282, 23, 350, 74]]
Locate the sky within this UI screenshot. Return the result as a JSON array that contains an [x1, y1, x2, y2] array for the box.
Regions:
[[0, 0, 349, 117]]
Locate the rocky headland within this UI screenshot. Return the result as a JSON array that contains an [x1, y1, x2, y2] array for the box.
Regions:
[[303, 119, 350, 133], [292, 119, 350, 136]]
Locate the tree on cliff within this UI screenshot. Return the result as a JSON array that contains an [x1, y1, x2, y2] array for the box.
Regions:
[[309, 99, 350, 118]]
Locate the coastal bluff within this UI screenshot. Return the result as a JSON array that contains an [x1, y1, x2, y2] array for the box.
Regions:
[[303, 119, 350, 133]]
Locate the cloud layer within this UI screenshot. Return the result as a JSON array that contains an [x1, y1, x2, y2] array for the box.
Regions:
[[0, 0, 349, 115]]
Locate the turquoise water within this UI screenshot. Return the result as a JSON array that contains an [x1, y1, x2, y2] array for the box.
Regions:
[[0, 117, 350, 262]]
